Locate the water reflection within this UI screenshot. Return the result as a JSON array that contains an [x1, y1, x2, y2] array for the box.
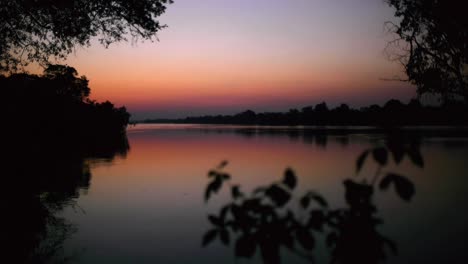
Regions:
[[203, 132, 424, 264], [3, 134, 129, 263], [16, 124, 467, 263]]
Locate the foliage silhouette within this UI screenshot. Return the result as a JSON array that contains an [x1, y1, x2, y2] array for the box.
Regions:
[[203, 133, 423, 264], [385, 0, 468, 102], [0, 0, 173, 72], [143, 99, 468, 126], [1, 63, 131, 262], [1, 64, 130, 154]]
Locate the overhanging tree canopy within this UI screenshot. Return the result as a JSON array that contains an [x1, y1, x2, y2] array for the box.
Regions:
[[385, 0, 468, 103], [0, 0, 173, 72]]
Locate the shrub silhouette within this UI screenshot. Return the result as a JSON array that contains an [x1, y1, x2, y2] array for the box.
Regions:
[[203, 133, 423, 264]]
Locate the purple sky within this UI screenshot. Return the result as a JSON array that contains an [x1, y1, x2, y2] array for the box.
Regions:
[[64, 0, 414, 119]]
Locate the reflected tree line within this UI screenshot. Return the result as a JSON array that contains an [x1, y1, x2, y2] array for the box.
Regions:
[[3, 131, 129, 263], [195, 126, 468, 149], [203, 132, 424, 264], [3, 136, 129, 263], [1, 65, 131, 263]]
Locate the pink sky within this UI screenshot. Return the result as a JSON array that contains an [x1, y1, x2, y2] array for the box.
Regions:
[[61, 0, 414, 119]]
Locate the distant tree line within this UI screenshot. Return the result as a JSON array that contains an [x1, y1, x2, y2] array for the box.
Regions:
[[143, 100, 468, 126], [1, 64, 130, 152]]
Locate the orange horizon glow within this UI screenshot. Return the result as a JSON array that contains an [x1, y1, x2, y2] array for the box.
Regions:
[[56, 0, 415, 119]]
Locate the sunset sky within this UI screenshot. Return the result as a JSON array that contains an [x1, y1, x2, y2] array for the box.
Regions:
[[63, 0, 414, 119]]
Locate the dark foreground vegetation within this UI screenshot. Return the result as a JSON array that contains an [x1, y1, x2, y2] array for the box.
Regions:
[[1, 65, 131, 262], [143, 99, 468, 126], [1, 64, 130, 153], [204, 132, 424, 264]]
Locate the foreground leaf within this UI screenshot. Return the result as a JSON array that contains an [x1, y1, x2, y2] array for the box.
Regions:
[[202, 229, 218, 247], [220, 229, 230, 245], [297, 230, 315, 250], [372, 147, 388, 166], [356, 150, 369, 173], [408, 148, 424, 168], [235, 235, 256, 258], [379, 173, 415, 201], [283, 168, 297, 189], [265, 184, 291, 207]]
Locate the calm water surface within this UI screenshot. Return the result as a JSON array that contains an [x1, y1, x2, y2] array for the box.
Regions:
[[60, 124, 468, 263]]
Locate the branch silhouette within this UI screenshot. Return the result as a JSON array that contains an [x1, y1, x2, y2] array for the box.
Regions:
[[203, 133, 423, 264]]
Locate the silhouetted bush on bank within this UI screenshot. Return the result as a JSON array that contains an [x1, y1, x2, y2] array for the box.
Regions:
[[1, 64, 130, 154], [1, 64, 130, 262]]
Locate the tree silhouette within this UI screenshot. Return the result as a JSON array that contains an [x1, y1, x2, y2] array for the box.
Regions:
[[0, 0, 173, 72], [143, 99, 468, 126], [203, 133, 423, 264], [43, 64, 90, 101], [1, 64, 131, 152], [385, 0, 468, 103]]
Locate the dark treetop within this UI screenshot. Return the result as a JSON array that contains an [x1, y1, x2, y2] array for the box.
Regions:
[[1, 64, 130, 151], [0, 0, 173, 72], [385, 0, 468, 102]]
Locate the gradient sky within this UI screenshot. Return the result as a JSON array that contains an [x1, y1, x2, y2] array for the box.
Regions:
[[63, 0, 414, 119]]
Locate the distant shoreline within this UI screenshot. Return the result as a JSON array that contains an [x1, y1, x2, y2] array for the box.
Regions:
[[134, 99, 468, 127], [128, 123, 468, 137]]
